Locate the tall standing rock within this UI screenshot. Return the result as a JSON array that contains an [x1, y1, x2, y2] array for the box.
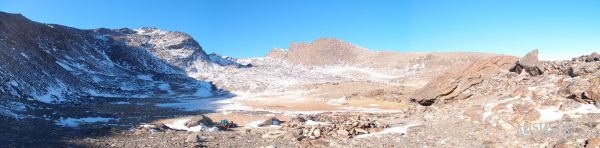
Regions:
[[510, 49, 546, 76]]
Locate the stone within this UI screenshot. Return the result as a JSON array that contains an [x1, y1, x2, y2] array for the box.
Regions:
[[133, 128, 148, 135], [586, 137, 600, 148], [337, 129, 349, 136], [585, 119, 600, 129], [184, 115, 214, 127], [313, 129, 321, 138], [186, 133, 199, 143], [355, 128, 369, 134], [554, 138, 583, 148], [154, 122, 168, 130], [523, 110, 541, 123], [261, 131, 287, 139], [586, 78, 600, 107], [310, 139, 331, 147], [511, 49, 545, 76], [586, 52, 600, 62], [259, 145, 276, 148], [569, 63, 600, 77], [259, 117, 282, 127], [512, 103, 535, 113]]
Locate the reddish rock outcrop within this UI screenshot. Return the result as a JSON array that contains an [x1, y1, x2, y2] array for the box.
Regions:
[[411, 56, 518, 105]]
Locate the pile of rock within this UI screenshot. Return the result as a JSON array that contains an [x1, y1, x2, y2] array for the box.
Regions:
[[558, 77, 600, 107], [283, 113, 389, 140], [544, 52, 600, 77]]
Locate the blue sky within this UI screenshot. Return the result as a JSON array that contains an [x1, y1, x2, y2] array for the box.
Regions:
[[1, 0, 598, 60]]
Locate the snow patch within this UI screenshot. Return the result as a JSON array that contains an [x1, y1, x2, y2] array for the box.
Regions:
[[246, 120, 265, 128], [356, 124, 422, 138], [8, 80, 18, 87], [535, 107, 564, 123], [56, 61, 74, 71], [155, 95, 231, 111], [20, 52, 29, 59], [326, 97, 347, 106], [111, 101, 131, 105], [136, 74, 153, 81], [35, 84, 67, 103], [164, 119, 204, 132], [56, 117, 116, 127]]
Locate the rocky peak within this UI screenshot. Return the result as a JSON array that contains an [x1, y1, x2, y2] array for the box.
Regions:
[[270, 38, 367, 66], [95, 27, 209, 70]]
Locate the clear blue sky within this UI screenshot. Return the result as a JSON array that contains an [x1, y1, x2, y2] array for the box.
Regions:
[[1, 0, 598, 60]]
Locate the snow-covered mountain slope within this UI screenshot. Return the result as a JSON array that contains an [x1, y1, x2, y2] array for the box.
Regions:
[[0, 12, 224, 118]]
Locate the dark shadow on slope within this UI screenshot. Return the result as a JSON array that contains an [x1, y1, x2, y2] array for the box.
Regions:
[[0, 89, 237, 147]]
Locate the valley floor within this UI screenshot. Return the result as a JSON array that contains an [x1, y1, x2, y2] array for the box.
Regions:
[[4, 79, 600, 148]]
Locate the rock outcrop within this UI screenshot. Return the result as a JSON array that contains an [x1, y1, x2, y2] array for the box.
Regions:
[[267, 38, 368, 66], [411, 56, 519, 105], [510, 49, 545, 76]]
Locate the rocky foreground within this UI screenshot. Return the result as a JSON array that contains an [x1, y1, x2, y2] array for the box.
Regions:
[[1, 11, 600, 148]]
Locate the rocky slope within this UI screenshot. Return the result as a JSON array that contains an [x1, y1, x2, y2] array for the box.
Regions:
[[0, 12, 240, 119]]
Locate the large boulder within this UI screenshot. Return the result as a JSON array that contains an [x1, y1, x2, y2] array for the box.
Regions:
[[586, 52, 600, 62], [510, 49, 546, 76], [411, 56, 518, 106], [184, 115, 214, 127], [585, 77, 600, 107]]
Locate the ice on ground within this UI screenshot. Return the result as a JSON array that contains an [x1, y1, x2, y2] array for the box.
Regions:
[[158, 83, 170, 90], [111, 101, 131, 105], [355, 123, 422, 138], [56, 61, 74, 71], [155, 96, 229, 111], [0, 101, 26, 119], [246, 120, 264, 128], [164, 119, 204, 132], [245, 120, 281, 128], [20, 52, 29, 59], [35, 84, 67, 103], [192, 87, 212, 97], [535, 108, 564, 123], [534, 104, 600, 123], [56, 117, 116, 127], [9, 80, 18, 87], [136, 74, 153, 81], [566, 104, 600, 118]]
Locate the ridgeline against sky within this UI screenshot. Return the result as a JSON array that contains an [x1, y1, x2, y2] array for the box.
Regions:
[[0, 0, 598, 60]]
